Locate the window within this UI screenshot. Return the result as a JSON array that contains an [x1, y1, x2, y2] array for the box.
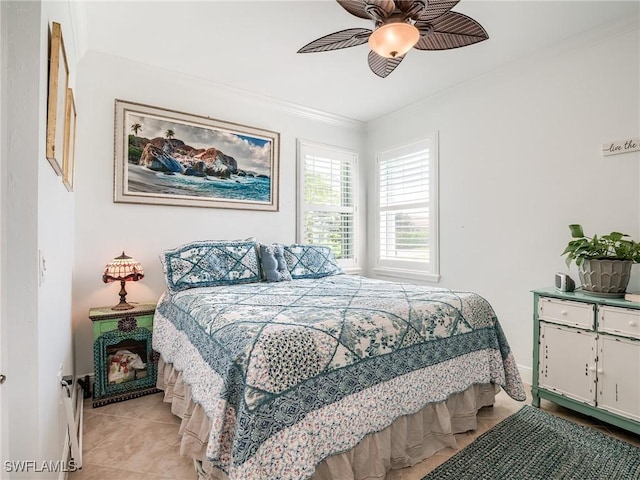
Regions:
[[297, 140, 358, 271], [374, 133, 439, 281]]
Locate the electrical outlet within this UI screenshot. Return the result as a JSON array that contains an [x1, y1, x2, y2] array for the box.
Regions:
[[57, 364, 63, 384]]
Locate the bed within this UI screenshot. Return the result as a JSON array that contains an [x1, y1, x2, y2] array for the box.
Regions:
[[152, 240, 526, 480]]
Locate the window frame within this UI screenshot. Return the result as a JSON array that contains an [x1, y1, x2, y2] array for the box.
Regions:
[[296, 139, 359, 272], [373, 133, 440, 282]]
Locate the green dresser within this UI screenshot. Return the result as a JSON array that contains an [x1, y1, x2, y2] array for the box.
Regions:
[[89, 302, 160, 407], [532, 287, 640, 435]]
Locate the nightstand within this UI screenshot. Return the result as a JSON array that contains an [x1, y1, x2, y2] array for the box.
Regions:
[[89, 302, 160, 407]]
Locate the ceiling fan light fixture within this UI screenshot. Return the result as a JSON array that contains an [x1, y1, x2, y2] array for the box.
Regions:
[[298, 1, 488, 78], [368, 21, 420, 58]]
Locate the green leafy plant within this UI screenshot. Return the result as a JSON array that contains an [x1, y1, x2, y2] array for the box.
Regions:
[[562, 224, 640, 267]]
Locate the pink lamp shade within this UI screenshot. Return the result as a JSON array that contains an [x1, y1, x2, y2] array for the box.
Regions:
[[102, 252, 144, 310]]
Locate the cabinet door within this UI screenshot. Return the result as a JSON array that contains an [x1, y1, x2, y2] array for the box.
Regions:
[[538, 322, 597, 405], [597, 335, 640, 421]]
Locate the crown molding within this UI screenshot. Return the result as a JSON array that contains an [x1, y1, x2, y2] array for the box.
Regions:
[[80, 48, 365, 131], [240, 88, 366, 131], [63, 0, 361, 129], [372, 13, 640, 124]]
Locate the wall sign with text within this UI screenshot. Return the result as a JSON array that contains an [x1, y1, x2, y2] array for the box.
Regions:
[[602, 137, 639, 157]]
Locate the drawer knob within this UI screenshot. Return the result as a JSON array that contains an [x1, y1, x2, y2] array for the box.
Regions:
[[588, 366, 596, 372], [629, 321, 638, 327], [561, 310, 568, 315]]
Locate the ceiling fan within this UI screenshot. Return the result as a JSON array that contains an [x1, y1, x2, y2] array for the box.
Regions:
[[297, 0, 488, 78]]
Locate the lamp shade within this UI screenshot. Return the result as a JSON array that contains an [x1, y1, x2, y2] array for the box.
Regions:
[[368, 22, 420, 58], [103, 252, 144, 310], [103, 252, 144, 283]]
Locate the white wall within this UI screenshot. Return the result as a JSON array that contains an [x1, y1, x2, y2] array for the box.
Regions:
[[72, 52, 366, 376], [0, 0, 7, 471], [366, 19, 640, 380], [2, 2, 40, 466], [2, 0, 78, 473], [38, 0, 78, 464]]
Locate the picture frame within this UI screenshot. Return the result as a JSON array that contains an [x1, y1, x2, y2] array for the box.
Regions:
[[46, 22, 68, 176], [114, 100, 280, 211], [62, 88, 77, 192]]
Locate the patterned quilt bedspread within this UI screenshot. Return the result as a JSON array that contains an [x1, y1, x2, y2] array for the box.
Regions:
[[153, 274, 525, 480]]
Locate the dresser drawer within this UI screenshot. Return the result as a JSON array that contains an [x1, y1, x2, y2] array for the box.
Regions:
[[538, 297, 595, 329], [599, 306, 640, 340]]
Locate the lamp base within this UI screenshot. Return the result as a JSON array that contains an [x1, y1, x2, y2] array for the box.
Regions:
[[111, 280, 134, 310], [111, 301, 135, 311]]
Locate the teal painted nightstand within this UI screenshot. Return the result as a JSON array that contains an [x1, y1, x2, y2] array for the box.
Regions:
[[532, 287, 640, 435], [89, 302, 160, 407]]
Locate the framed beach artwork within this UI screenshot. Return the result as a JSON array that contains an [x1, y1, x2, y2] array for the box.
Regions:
[[46, 21, 69, 176], [114, 100, 280, 211]]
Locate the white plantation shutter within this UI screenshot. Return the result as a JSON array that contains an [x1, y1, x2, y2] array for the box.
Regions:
[[375, 134, 439, 280], [297, 140, 357, 269]]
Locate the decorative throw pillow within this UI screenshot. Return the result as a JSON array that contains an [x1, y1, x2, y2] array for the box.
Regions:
[[259, 244, 292, 282], [160, 239, 260, 292], [283, 244, 343, 279]]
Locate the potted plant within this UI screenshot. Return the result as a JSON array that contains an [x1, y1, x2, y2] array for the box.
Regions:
[[562, 224, 640, 297]]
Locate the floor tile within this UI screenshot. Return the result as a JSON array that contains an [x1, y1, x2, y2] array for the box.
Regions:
[[69, 463, 179, 480], [91, 391, 165, 419], [71, 383, 639, 479]]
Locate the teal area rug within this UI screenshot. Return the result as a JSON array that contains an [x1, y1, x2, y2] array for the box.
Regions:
[[422, 405, 640, 480]]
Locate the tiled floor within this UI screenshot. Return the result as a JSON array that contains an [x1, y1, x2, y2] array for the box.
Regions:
[[69, 385, 639, 480]]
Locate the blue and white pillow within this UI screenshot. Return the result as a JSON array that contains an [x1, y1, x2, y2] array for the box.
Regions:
[[259, 244, 292, 282], [160, 239, 260, 292], [283, 244, 343, 279]]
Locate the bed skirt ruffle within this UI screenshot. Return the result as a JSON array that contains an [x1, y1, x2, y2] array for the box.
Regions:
[[157, 357, 498, 480]]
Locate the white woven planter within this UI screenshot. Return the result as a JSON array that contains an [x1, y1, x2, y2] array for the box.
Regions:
[[578, 259, 632, 297]]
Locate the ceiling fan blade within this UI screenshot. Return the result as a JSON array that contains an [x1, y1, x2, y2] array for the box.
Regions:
[[298, 28, 372, 53], [336, 0, 370, 19], [367, 0, 397, 18], [414, 12, 488, 50], [416, 0, 460, 22], [336, 0, 396, 21], [368, 50, 405, 78], [395, 1, 427, 20]]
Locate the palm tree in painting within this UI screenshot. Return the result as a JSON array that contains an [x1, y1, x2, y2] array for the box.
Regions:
[[131, 123, 142, 136], [165, 129, 175, 139]]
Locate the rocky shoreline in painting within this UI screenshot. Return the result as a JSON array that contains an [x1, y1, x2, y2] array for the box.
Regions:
[[128, 135, 269, 180]]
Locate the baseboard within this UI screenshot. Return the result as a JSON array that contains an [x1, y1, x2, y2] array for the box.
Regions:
[[518, 364, 533, 387]]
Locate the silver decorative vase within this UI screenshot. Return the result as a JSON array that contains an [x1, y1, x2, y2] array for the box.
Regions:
[[579, 259, 632, 298]]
